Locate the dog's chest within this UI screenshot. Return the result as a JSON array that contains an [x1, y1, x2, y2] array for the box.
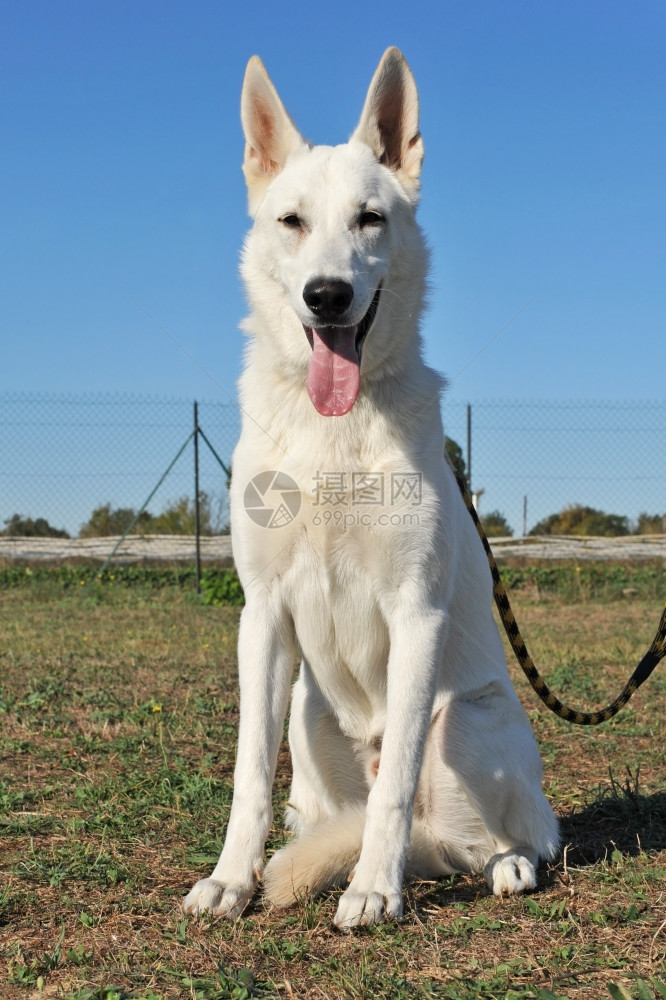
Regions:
[[284, 527, 391, 719]]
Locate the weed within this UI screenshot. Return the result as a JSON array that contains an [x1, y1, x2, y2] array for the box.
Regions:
[[17, 840, 132, 887], [608, 981, 666, 1000]]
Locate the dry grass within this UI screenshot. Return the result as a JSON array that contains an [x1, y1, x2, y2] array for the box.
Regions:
[[1, 579, 665, 999]]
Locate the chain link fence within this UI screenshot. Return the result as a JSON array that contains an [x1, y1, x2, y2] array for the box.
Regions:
[[1, 393, 239, 539], [1, 393, 664, 541], [443, 399, 666, 536]]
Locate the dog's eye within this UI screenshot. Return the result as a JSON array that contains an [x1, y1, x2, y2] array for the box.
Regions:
[[280, 214, 302, 230], [358, 210, 384, 228]]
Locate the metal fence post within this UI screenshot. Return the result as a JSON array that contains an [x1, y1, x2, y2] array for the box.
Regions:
[[523, 495, 528, 539], [193, 401, 201, 594], [466, 403, 472, 489]]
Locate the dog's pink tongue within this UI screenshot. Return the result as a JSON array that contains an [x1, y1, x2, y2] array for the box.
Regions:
[[306, 326, 360, 416]]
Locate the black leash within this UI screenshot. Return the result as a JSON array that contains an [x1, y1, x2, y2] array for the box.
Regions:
[[454, 468, 666, 725]]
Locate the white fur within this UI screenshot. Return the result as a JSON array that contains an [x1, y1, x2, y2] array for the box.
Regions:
[[183, 47, 558, 929]]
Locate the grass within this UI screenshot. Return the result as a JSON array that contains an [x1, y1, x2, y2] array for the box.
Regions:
[[1, 569, 665, 999]]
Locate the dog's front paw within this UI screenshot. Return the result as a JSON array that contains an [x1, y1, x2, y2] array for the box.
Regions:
[[333, 888, 403, 930], [484, 853, 537, 896], [183, 877, 254, 918]]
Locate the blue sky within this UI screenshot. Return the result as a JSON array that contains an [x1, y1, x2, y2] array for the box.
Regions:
[[3, 0, 665, 407], [2, 1, 665, 537]]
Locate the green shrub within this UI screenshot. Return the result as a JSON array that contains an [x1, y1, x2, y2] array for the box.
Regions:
[[200, 568, 244, 606]]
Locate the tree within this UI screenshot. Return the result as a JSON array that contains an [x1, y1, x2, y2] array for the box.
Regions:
[[152, 494, 214, 535], [529, 504, 630, 537], [635, 512, 664, 535], [79, 495, 218, 537], [481, 510, 514, 538], [2, 514, 70, 538], [79, 504, 154, 538], [444, 437, 466, 481]]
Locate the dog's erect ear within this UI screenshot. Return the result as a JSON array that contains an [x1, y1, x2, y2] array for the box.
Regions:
[[241, 56, 306, 214], [351, 47, 424, 201]]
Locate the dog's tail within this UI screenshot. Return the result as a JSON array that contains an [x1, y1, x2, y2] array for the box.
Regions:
[[263, 806, 451, 907]]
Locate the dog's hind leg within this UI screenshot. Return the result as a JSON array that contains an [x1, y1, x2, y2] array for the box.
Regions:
[[431, 686, 559, 895], [285, 660, 367, 834], [264, 661, 368, 907]]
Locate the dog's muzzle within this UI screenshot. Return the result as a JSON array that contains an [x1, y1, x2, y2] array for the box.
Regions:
[[304, 286, 381, 417]]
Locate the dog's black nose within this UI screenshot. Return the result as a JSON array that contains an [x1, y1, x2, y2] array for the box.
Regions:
[[303, 278, 354, 322]]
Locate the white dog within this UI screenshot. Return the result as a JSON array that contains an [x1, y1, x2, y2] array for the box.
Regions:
[[184, 47, 558, 929]]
